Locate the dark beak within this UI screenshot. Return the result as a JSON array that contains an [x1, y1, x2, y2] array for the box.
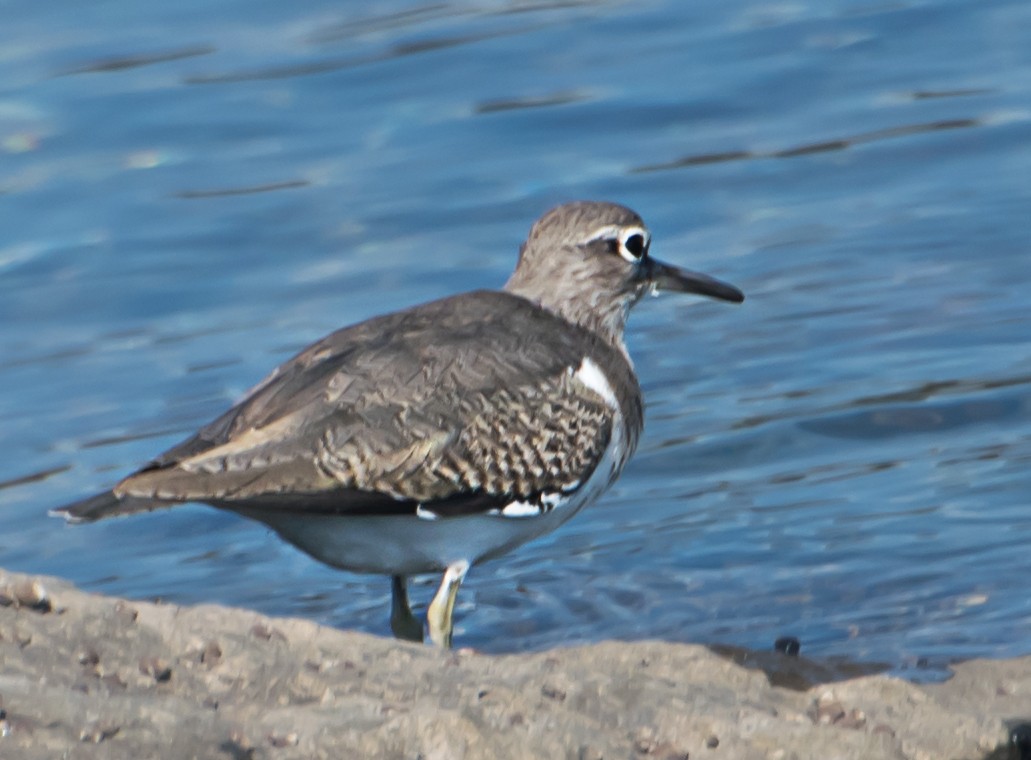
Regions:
[[644, 257, 744, 304]]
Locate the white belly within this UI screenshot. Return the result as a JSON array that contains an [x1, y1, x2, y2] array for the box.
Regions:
[[236, 502, 577, 576]]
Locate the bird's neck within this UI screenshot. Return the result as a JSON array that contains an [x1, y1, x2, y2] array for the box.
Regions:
[[503, 279, 632, 360]]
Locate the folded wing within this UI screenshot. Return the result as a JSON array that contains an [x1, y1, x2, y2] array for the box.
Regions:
[[58, 291, 630, 522]]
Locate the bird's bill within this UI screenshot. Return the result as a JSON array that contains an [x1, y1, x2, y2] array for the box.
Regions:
[[645, 258, 745, 303]]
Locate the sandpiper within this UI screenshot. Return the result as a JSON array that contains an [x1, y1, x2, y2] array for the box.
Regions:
[[53, 201, 744, 648]]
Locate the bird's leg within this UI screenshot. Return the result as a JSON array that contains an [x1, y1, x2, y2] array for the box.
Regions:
[[389, 575, 424, 642], [426, 560, 470, 649]]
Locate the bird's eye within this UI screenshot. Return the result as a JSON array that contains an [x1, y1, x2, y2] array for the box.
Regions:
[[617, 229, 649, 263], [584, 225, 650, 262], [623, 234, 645, 258]]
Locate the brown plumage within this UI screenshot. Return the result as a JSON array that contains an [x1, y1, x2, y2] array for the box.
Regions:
[[91, 291, 640, 517]]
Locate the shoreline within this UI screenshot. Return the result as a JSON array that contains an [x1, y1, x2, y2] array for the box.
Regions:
[[1, 568, 1025, 759]]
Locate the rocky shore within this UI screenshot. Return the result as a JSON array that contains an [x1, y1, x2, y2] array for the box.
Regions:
[[0, 568, 1027, 759]]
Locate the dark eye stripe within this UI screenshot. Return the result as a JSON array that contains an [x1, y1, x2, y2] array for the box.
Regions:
[[623, 233, 645, 258]]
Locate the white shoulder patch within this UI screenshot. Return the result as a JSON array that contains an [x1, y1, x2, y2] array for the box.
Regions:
[[415, 504, 439, 521], [574, 357, 619, 410]]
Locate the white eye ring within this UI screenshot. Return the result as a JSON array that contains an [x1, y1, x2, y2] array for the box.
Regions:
[[584, 224, 651, 264], [618, 226, 650, 263]]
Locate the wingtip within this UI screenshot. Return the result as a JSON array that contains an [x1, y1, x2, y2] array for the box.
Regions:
[[47, 507, 87, 524], [50, 490, 177, 523], [48, 506, 72, 521], [48, 490, 125, 523]]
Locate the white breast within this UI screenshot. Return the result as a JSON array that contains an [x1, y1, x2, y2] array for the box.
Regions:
[[573, 356, 626, 486], [574, 356, 620, 410]]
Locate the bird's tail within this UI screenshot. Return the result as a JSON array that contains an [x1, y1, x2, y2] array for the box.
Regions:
[[49, 490, 174, 524]]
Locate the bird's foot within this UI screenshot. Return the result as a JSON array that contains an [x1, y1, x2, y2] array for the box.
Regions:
[[426, 560, 470, 649]]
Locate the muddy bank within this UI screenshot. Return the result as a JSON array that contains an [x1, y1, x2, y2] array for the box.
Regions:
[[0, 569, 1027, 759]]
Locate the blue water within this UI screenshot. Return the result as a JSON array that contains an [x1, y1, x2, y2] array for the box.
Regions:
[[2, 0, 1030, 677]]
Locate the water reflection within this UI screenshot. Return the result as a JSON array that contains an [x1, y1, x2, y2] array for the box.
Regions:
[[60, 45, 215, 76], [174, 180, 309, 199], [632, 118, 980, 173], [183, 1, 611, 85]]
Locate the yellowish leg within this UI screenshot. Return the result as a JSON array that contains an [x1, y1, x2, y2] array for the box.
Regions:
[[389, 575, 424, 643], [426, 560, 470, 649]]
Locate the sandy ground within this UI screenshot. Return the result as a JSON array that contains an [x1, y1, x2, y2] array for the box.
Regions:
[[1, 568, 1028, 760]]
